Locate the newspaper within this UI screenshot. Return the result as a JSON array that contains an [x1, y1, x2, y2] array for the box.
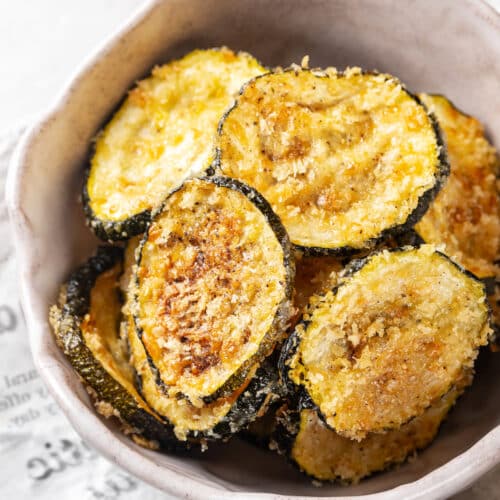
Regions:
[[0, 128, 170, 500], [1, 128, 498, 500]]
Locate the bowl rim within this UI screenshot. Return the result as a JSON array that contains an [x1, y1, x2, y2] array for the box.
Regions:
[[6, 0, 500, 498]]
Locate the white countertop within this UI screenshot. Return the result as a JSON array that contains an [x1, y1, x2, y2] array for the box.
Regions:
[[0, 0, 144, 133]]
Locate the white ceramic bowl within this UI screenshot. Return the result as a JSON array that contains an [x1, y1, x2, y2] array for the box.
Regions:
[[7, 0, 500, 498]]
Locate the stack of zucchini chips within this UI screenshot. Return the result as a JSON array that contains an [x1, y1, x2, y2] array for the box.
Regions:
[[50, 48, 500, 484]]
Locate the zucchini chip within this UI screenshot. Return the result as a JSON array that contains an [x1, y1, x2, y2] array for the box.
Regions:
[[122, 238, 282, 441], [49, 247, 178, 450], [281, 245, 490, 440], [133, 177, 293, 405], [84, 48, 265, 241], [415, 94, 500, 279], [216, 67, 448, 253], [272, 370, 471, 484]]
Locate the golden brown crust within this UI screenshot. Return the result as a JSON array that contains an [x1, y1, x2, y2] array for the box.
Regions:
[[290, 370, 471, 483], [85, 48, 265, 234], [416, 94, 500, 279], [217, 68, 446, 252], [134, 178, 291, 406], [285, 246, 490, 440], [122, 237, 245, 439]]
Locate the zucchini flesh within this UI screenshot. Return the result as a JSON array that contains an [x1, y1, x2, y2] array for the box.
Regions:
[[49, 247, 178, 450], [282, 245, 490, 440], [416, 94, 500, 279], [282, 370, 471, 483], [84, 48, 265, 241], [216, 67, 448, 252]]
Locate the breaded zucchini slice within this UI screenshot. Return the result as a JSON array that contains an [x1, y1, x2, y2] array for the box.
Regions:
[[131, 176, 293, 402], [49, 247, 179, 450], [241, 254, 344, 447], [216, 67, 448, 253], [84, 48, 265, 241], [121, 238, 281, 442], [415, 94, 500, 279], [272, 370, 471, 484], [280, 245, 491, 440]]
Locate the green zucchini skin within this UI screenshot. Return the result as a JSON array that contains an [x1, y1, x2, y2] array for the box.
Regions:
[[50, 246, 185, 452], [279, 245, 491, 433], [133, 350, 282, 442], [215, 69, 450, 256], [134, 175, 295, 405], [193, 358, 281, 441]]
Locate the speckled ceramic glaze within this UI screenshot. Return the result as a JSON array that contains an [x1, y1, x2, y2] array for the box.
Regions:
[[7, 0, 500, 498]]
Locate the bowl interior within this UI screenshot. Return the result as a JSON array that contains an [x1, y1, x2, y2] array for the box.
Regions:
[[12, 0, 500, 497]]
